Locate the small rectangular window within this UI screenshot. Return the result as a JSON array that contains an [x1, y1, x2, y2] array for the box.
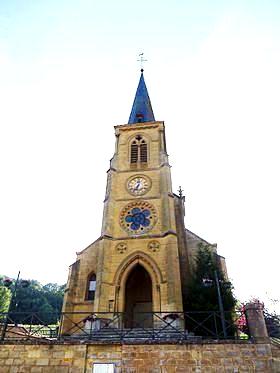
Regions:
[[93, 363, 114, 373]]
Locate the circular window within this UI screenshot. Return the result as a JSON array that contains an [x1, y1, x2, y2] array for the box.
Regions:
[[120, 201, 157, 235]]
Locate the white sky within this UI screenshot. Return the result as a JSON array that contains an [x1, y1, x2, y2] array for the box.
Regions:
[[0, 1, 279, 313]]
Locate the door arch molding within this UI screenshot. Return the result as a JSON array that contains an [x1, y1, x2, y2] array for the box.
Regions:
[[114, 251, 162, 312]]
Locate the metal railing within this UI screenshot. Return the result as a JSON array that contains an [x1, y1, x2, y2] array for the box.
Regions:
[[264, 310, 280, 339], [0, 310, 248, 343]]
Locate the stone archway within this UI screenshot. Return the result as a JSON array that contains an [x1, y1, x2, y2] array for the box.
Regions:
[[114, 252, 163, 328], [124, 264, 152, 328]]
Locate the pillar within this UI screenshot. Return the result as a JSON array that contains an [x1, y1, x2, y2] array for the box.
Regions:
[[245, 301, 269, 343]]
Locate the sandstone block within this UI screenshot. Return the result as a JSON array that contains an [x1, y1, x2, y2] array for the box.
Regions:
[[0, 368, 10, 373], [36, 359, 49, 366], [30, 368, 43, 373], [4, 359, 14, 365]]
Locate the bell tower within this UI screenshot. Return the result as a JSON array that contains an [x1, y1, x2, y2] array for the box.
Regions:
[[99, 69, 184, 316], [62, 70, 221, 331]]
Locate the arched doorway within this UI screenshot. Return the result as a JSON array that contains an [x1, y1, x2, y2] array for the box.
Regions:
[[124, 264, 153, 328]]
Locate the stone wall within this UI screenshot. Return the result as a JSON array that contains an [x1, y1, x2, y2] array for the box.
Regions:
[[0, 341, 278, 372], [271, 341, 280, 372]]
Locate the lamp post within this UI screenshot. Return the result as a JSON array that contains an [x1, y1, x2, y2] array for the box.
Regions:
[[1, 271, 29, 341], [203, 270, 227, 338], [214, 270, 227, 338]]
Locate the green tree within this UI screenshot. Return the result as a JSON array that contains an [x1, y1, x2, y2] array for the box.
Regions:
[[185, 243, 236, 336], [42, 283, 65, 314], [12, 280, 65, 324], [0, 275, 65, 325], [0, 286, 11, 313]]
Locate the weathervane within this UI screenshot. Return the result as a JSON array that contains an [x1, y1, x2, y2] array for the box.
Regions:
[[137, 52, 147, 72]]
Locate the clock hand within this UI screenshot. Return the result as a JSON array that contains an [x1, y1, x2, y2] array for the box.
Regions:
[[135, 181, 141, 190]]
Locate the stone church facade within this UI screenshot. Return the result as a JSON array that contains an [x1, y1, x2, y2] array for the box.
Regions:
[[1, 71, 277, 373], [61, 70, 227, 330]]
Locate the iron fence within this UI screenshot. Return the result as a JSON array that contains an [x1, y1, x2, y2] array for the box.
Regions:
[[264, 310, 280, 339], [0, 310, 248, 343]]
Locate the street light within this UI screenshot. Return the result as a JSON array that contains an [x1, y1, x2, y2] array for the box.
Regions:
[[1, 271, 29, 341], [203, 270, 227, 338]]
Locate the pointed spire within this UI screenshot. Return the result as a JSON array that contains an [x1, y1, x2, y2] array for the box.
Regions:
[[128, 70, 155, 125]]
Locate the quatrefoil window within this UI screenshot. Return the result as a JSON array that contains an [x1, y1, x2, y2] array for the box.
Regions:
[[116, 242, 127, 254], [148, 241, 160, 252]]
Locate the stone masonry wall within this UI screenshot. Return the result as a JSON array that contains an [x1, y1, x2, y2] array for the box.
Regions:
[[271, 342, 280, 372], [0, 341, 278, 372]]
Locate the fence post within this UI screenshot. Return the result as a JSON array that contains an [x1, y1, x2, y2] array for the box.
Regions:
[[244, 301, 269, 343]]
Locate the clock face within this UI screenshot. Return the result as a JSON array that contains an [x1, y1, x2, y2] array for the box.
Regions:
[[127, 175, 151, 196]]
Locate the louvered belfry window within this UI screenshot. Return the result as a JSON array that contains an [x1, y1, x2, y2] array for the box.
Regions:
[[131, 141, 138, 163], [140, 140, 147, 162], [130, 135, 148, 165]]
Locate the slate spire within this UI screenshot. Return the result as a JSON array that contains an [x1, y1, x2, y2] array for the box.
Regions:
[[128, 69, 155, 124]]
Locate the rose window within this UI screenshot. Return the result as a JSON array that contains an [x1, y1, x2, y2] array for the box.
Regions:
[[120, 201, 157, 235]]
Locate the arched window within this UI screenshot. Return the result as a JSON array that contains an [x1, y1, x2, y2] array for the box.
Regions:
[[85, 273, 96, 301], [130, 135, 148, 165]]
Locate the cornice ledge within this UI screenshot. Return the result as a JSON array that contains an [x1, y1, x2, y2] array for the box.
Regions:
[[109, 230, 177, 241], [115, 196, 160, 202], [108, 167, 117, 172], [115, 163, 171, 173], [114, 121, 163, 131], [159, 162, 171, 168]]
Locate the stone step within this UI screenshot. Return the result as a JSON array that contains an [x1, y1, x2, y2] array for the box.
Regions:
[[60, 327, 201, 342]]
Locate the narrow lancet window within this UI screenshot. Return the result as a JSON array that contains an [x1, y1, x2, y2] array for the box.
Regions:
[[86, 273, 96, 301], [130, 141, 138, 163], [140, 140, 147, 163]]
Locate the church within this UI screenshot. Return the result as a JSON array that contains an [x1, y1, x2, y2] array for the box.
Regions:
[[61, 69, 227, 332], [0, 70, 275, 373]]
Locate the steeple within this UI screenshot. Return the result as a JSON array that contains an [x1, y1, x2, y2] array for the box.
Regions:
[[128, 70, 155, 124]]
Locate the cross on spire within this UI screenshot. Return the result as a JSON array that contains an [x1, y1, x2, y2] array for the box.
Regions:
[[178, 186, 184, 198], [137, 52, 147, 71]]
